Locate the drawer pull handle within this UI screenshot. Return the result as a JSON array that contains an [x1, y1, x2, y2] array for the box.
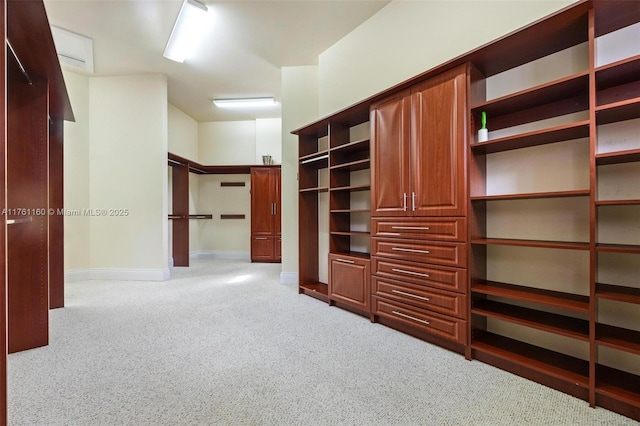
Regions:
[[391, 268, 430, 278], [391, 289, 430, 301], [7, 217, 33, 225], [392, 310, 430, 326], [391, 247, 430, 254], [254, 237, 268, 240], [391, 226, 430, 231], [335, 258, 355, 264]]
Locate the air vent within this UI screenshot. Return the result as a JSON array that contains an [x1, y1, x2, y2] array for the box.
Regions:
[[51, 25, 94, 74]]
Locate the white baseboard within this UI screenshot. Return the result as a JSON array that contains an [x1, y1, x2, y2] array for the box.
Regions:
[[65, 268, 171, 282], [190, 250, 250, 260], [280, 272, 298, 285]]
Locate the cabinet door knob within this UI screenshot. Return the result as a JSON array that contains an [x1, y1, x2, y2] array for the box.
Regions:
[[391, 289, 430, 301], [255, 237, 268, 240], [403, 193, 408, 212], [412, 192, 416, 211], [392, 310, 430, 326]]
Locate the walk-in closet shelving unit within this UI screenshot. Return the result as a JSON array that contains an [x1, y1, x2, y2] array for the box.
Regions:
[[468, 1, 639, 419], [298, 106, 372, 309]]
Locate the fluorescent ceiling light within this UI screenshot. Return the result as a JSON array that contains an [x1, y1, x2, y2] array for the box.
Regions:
[[163, 0, 208, 63], [213, 98, 278, 108]]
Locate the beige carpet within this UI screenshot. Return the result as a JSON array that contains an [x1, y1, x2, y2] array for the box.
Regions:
[[8, 259, 636, 425]]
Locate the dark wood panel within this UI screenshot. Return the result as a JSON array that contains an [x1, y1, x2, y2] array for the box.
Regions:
[[411, 66, 467, 216], [7, 0, 73, 121], [596, 283, 640, 305], [220, 182, 245, 187], [171, 164, 189, 267], [329, 254, 370, 312], [0, 1, 6, 419], [7, 71, 49, 353], [371, 90, 411, 216], [220, 214, 244, 220], [49, 118, 64, 309]]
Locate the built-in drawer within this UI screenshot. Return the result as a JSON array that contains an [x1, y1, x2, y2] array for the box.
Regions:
[[372, 218, 466, 241], [372, 276, 466, 319], [372, 297, 466, 344], [372, 238, 466, 268], [372, 257, 466, 293]]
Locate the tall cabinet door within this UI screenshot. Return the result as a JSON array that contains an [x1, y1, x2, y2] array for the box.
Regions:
[[251, 168, 274, 237], [410, 67, 466, 217], [371, 91, 411, 217], [273, 168, 281, 261]]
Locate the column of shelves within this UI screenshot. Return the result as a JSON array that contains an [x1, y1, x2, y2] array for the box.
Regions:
[[592, 17, 640, 417], [468, 26, 593, 400], [298, 130, 330, 301]]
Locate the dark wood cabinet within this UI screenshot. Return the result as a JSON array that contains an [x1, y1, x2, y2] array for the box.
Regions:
[[329, 253, 370, 313], [371, 65, 466, 217], [251, 167, 281, 262]]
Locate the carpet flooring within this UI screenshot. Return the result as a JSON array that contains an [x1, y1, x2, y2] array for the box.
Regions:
[[7, 259, 637, 425]]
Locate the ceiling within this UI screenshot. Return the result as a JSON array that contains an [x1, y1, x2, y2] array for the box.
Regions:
[[43, 0, 390, 122]]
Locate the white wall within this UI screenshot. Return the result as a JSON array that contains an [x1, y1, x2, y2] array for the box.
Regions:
[[255, 118, 282, 165], [318, 0, 575, 115], [88, 74, 169, 280], [62, 70, 91, 273], [280, 65, 319, 284], [199, 121, 256, 164]]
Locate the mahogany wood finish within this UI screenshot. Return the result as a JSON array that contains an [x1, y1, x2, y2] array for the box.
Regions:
[[7, 64, 50, 354], [328, 254, 370, 312], [294, 1, 639, 419], [49, 118, 65, 309], [0, 0, 6, 419], [171, 163, 190, 267], [250, 167, 281, 262]]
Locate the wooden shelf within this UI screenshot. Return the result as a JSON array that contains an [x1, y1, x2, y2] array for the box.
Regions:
[[471, 238, 590, 251], [299, 281, 329, 303], [330, 209, 370, 213], [596, 323, 640, 356], [330, 184, 370, 192], [596, 199, 640, 206], [299, 186, 329, 193], [472, 332, 590, 389], [470, 121, 590, 154], [597, 243, 640, 254], [596, 283, 640, 305], [596, 97, 640, 125], [330, 231, 370, 237], [471, 72, 589, 116], [472, 299, 589, 341], [472, 280, 590, 313], [471, 189, 590, 201], [595, 149, 640, 166], [596, 364, 640, 409], [330, 138, 369, 154], [595, 55, 640, 90], [330, 158, 370, 172]]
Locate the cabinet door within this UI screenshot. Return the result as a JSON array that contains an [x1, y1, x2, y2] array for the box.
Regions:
[[410, 67, 466, 217], [251, 236, 274, 261], [251, 168, 275, 236], [371, 91, 411, 217], [329, 254, 370, 312]]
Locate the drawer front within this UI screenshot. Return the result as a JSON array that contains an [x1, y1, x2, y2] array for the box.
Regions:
[[373, 238, 466, 268], [372, 257, 466, 293], [328, 254, 370, 311], [372, 276, 466, 319], [251, 236, 275, 261], [373, 218, 466, 241], [372, 297, 466, 344]]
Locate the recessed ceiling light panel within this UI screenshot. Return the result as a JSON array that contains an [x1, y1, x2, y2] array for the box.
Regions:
[[163, 0, 209, 63], [212, 98, 278, 108]]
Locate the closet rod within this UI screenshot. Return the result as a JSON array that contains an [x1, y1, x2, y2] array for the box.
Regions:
[[7, 40, 33, 85]]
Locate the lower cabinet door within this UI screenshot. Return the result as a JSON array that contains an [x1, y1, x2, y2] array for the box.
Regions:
[[372, 296, 466, 344], [329, 254, 371, 312], [251, 236, 274, 261]]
